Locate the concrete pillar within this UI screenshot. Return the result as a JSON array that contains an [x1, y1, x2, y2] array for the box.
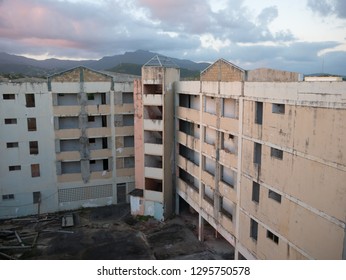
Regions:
[[198, 214, 204, 242]]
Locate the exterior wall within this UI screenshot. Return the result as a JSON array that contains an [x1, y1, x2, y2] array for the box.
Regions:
[[0, 82, 57, 218], [201, 59, 245, 82], [0, 67, 136, 219], [246, 68, 300, 82], [175, 67, 346, 260]]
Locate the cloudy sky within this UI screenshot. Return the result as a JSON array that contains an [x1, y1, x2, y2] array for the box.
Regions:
[[0, 0, 345, 75]]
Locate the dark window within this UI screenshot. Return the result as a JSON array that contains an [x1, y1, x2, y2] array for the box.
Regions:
[[3, 94, 15, 100], [103, 159, 109, 170], [102, 137, 108, 149], [268, 190, 282, 203], [7, 142, 19, 148], [27, 118, 37, 131], [123, 92, 133, 104], [254, 142, 262, 164], [5, 118, 17, 124], [252, 181, 260, 203], [271, 148, 283, 160], [2, 194, 15, 200], [255, 101, 263, 124], [88, 116, 95, 122], [267, 230, 279, 244], [124, 136, 134, 147], [90, 160, 96, 164], [31, 164, 40, 177], [124, 157, 135, 168], [87, 93, 95, 100], [101, 93, 106, 105], [29, 141, 39, 155], [272, 103, 285, 114], [250, 219, 258, 241], [25, 94, 35, 107], [9, 165, 21, 171], [89, 138, 96, 144], [33, 191, 41, 204], [102, 115, 107, 127]]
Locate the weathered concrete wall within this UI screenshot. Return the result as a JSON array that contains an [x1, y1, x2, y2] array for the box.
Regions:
[[247, 68, 300, 82], [201, 59, 245, 82]]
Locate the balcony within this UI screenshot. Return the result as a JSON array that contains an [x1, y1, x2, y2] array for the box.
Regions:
[[90, 149, 112, 159], [116, 168, 135, 177], [90, 170, 112, 180], [57, 173, 81, 183], [145, 167, 163, 180], [143, 94, 163, 106], [177, 178, 199, 206], [86, 127, 111, 138], [177, 131, 200, 151], [115, 126, 134, 136], [144, 190, 163, 203], [220, 117, 238, 135], [202, 112, 217, 128], [116, 147, 134, 157], [53, 106, 80, 117], [201, 170, 214, 187], [86, 104, 110, 115], [177, 107, 199, 123], [55, 129, 80, 139], [143, 119, 163, 131], [201, 142, 216, 159], [177, 155, 199, 179], [56, 151, 80, 161], [219, 181, 237, 203], [114, 104, 134, 114], [144, 143, 163, 156], [219, 149, 237, 168]]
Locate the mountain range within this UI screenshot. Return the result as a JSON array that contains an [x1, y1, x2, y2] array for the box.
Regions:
[[0, 50, 210, 78]]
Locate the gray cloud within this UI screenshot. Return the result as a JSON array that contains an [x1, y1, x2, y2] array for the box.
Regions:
[[0, 0, 344, 75], [308, 0, 346, 18]]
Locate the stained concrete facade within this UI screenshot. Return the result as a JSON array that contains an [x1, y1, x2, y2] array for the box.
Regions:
[[175, 60, 346, 259], [0, 67, 138, 218], [131, 56, 180, 221]]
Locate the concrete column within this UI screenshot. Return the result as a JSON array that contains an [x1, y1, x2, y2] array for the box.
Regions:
[[198, 214, 204, 242]]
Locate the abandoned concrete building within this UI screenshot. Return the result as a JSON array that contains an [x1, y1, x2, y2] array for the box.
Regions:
[[0, 57, 345, 260]]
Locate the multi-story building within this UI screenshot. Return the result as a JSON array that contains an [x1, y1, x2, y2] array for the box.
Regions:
[[130, 55, 180, 220], [174, 59, 346, 260], [0, 66, 138, 218], [1, 57, 345, 260]]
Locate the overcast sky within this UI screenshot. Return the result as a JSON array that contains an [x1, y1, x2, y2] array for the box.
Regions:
[[0, 0, 345, 75]]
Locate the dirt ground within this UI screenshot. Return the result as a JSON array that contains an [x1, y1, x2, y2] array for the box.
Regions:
[[0, 204, 234, 260]]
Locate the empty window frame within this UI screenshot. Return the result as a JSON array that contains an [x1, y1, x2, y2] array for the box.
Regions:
[[255, 101, 263, 124], [272, 103, 285, 114], [250, 219, 258, 241], [122, 92, 134, 104], [267, 230, 279, 244], [27, 118, 37, 131], [124, 157, 135, 168], [4, 118, 17, 124], [87, 93, 95, 100], [25, 93, 35, 107], [2, 194, 15, 200], [252, 181, 260, 203], [29, 141, 39, 155], [9, 165, 21, 171], [33, 191, 41, 204], [88, 116, 95, 122], [268, 190, 282, 203], [3, 94, 15, 100], [89, 138, 96, 144], [124, 136, 134, 147], [271, 147, 283, 160], [253, 142, 262, 164], [31, 164, 40, 177], [7, 142, 19, 148]]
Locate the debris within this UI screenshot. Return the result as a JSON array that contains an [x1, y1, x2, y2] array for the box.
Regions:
[[62, 214, 74, 228]]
